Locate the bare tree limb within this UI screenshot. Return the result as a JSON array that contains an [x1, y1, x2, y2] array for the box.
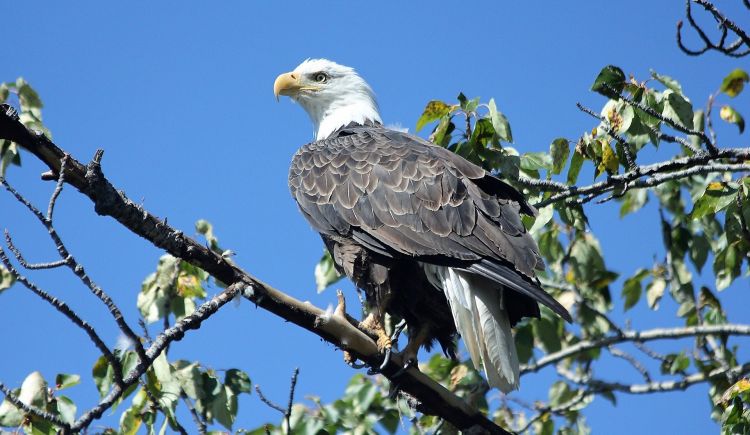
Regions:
[[0, 109, 510, 434], [522, 324, 750, 375], [0, 174, 148, 366], [677, 0, 750, 58], [255, 368, 299, 435], [0, 247, 124, 384], [558, 362, 750, 395]]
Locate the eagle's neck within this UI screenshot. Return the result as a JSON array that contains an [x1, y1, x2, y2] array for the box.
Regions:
[[299, 91, 382, 141]]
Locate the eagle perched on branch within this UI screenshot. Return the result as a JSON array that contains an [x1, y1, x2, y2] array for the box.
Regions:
[[274, 59, 571, 392]]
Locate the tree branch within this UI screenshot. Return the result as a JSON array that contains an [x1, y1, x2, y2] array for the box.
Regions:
[[558, 361, 750, 395], [0, 247, 124, 384], [677, 0, 750, 58], [0, 105, 509, 433], [522, 324, 750, 375], [0, 381, 71, 431]]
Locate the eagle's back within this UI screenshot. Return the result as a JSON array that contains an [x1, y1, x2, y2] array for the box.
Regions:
[[288, 123, 569, 322]]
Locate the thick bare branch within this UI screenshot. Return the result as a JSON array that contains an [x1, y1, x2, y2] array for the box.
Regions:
[[0, 103, 511, 434]]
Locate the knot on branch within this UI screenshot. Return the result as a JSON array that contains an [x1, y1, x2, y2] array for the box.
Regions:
[[84, 149, 122, 217]]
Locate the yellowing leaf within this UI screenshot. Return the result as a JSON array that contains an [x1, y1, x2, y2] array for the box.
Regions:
[[719, 378, 750, 404], [416, 100, 453, 132], [720, 68, 750, 98], [598, 141, 619, 175], [719, 105, 745, 134]]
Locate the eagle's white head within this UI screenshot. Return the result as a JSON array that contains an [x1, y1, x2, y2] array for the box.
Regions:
[[274, 59, 382, 140]]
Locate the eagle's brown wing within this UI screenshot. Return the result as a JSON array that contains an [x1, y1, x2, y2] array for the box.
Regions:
[[289, 124, 570, 321]]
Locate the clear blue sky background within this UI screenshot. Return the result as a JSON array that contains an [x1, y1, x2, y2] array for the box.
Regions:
[[2, 1, 748, 434]]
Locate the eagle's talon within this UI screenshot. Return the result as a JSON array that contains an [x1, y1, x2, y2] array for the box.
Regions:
[[378, 347, 392, 371], [390, 319, 407, 348]]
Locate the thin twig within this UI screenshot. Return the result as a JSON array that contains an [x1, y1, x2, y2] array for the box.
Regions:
[[608, 346, 652, 382], [47, 154, 68, 220], [181, 393, 207, 435], [0, 247, 124, 384], [0, 381, 71, 431], [70, 282, 243, 432], [0, 176, 149, 366], [677, 0, 750, 58]]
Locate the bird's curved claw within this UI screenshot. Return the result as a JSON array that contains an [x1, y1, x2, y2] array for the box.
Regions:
[[389, 319, 407, 348], [347, 359, 367, 369]]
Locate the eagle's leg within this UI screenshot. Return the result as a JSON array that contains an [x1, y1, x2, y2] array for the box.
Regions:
[[359, 312, 392, 353], [398, 323, 431, 368], [334, 290, 361, 367]]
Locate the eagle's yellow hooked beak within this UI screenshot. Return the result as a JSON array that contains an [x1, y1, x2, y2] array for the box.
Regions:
[[273, 72, 320, 101]]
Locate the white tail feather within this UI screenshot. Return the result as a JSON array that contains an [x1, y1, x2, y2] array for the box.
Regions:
[[424, 264, 520, 392]]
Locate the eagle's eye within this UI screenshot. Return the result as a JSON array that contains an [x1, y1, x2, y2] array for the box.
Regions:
[[313, 73, 328, 83]]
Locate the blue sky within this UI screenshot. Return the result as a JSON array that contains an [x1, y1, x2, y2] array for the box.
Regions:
[[2, 1, 748, 433]]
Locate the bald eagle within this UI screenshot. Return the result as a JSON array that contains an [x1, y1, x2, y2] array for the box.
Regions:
[[275, 59, 571, 392]]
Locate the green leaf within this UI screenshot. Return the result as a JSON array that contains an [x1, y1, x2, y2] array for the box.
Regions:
[[670, 353, 690, 374], [225, 369, 252, 394], [549, 138, 569, 175], [0, 141, 21, 177], [720, 105, 745, 134], [520, 152, 553, 171], [92, 355, 114, 398], [514, 323, 534, 364], [416, 100, 452, 132], [689, 234, 710, 273], [487, 98, 513, 142], [689, 182, 739, 220], [0, 392, 23, 426], [0, 265, 15, 293], [650, 70, 683, 95], [720, 379, 750, 404], [529, 204, 554, 234], [662, 90, 694, 128], [714, 243, 742, 291], [720, 68, 749, 98], [19, 372, 48, 409], [498, 153, 520, 181], [591, 65, 626, 99], [622, 268, 649, 310], [138, 254, 180, 323], [567, 149, 584, 185], [119, 406, 143, 435], [314, 250, 343, 292], [55, 395, 77, 425], [433, 116, 455, 147], [457, 93, 479, 113], [646, 277, 666, 310], [548, 382, 577, 407], [16, 78, 43, 109], [55, 373, 80, 390], [619, 189, 648, 217], [532, 316, 561, 353], [212, 386, 237, 430]]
